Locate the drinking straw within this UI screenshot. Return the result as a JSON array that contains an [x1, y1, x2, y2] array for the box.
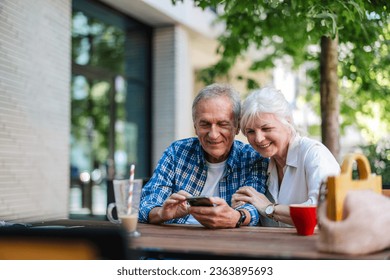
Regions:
[[127, 164, 135, 214]]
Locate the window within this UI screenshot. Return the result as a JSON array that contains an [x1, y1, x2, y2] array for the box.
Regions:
[[70, 0, 151, 215]]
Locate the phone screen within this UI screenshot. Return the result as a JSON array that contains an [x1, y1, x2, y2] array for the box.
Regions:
[[186, 196, 214, 207]]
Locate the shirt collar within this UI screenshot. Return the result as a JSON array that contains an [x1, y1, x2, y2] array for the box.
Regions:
[[285, 134, 301, 168], [267, 134, 301, 172], [196, 139, 236, 171], [226, 141, 238, 170]]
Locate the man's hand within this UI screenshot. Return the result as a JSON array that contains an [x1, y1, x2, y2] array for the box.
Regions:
[[189, 197, 244, 229], [149, 190, 190, 224], [317, 190, 390, 255]]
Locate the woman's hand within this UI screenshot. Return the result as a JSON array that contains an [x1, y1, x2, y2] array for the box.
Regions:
[[232, 186, 271, 215]]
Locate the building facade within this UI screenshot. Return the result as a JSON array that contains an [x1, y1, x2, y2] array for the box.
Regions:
[[0, 0, 226, 221]]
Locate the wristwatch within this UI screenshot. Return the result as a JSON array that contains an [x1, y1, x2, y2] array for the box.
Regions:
[[265, 203, 278, 220], [235, 209, 247, 228]]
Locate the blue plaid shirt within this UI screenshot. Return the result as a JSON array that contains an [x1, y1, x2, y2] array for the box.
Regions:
[[139, 137, 268, 225]]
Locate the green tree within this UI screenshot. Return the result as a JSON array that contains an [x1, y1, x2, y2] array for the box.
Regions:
[[173, 0, 390, 160]]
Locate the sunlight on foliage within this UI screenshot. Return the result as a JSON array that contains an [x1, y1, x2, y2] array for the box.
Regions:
[[356, 101, 389, 143], [360, 136, 390, 183]]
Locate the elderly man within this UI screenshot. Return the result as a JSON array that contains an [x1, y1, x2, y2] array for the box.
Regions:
[[139, 83, 268, 228]]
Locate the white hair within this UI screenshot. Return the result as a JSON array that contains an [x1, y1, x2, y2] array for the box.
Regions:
[[240, 87, 296, 136], [192, 83, 241, 127]]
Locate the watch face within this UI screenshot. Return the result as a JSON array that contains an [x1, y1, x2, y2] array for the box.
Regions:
[[265, 205, 273, 215]]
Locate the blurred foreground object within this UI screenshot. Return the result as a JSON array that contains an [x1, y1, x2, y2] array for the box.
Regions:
[[326, 153, 382, 221], [0, 227, 130, 260], [317, 190, 390, 255]]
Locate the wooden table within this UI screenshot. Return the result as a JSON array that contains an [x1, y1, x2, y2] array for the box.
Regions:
[[132, 223, 390, 260], [30, 220, 390, 260]]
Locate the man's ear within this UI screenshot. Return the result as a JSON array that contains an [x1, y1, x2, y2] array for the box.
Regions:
[[194, 124, 199, 136], [235, 123, 240, 135]]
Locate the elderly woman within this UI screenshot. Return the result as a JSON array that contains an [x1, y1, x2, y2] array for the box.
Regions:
[[232, 87, 340, 227]]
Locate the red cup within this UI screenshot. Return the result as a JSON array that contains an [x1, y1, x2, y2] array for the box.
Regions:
[[289, 204, 317, 236]]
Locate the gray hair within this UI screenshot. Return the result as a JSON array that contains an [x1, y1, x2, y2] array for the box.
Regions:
[[192, 83, 241, 126], [240, 87, 296, 135]]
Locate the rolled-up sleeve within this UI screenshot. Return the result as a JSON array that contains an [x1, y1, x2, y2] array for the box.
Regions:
[[138, 148, 176, 223]]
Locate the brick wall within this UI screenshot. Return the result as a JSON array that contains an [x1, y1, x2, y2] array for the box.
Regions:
[[0, 0, 71, 222]]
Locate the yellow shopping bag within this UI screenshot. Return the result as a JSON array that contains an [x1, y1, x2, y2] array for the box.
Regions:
[[326, 153, 382, 221]]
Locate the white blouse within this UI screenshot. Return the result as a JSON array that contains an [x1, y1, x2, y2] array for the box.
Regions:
[[261, 135, 340, 227]]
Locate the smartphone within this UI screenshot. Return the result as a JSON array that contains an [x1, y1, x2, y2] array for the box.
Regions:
[[186, 196, 214, 207]]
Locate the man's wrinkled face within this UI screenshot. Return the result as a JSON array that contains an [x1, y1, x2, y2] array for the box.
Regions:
[[194, 96, 239, 163]]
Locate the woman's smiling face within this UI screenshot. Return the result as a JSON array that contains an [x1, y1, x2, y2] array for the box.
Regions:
[[244, 113, 292, 159]]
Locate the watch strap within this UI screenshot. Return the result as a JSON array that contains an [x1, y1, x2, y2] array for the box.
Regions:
[[235, 209, 247, 228]]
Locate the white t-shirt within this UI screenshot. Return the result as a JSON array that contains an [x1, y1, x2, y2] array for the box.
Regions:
[[186, 160, 226, 224], [261, 135, 340, 227]]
